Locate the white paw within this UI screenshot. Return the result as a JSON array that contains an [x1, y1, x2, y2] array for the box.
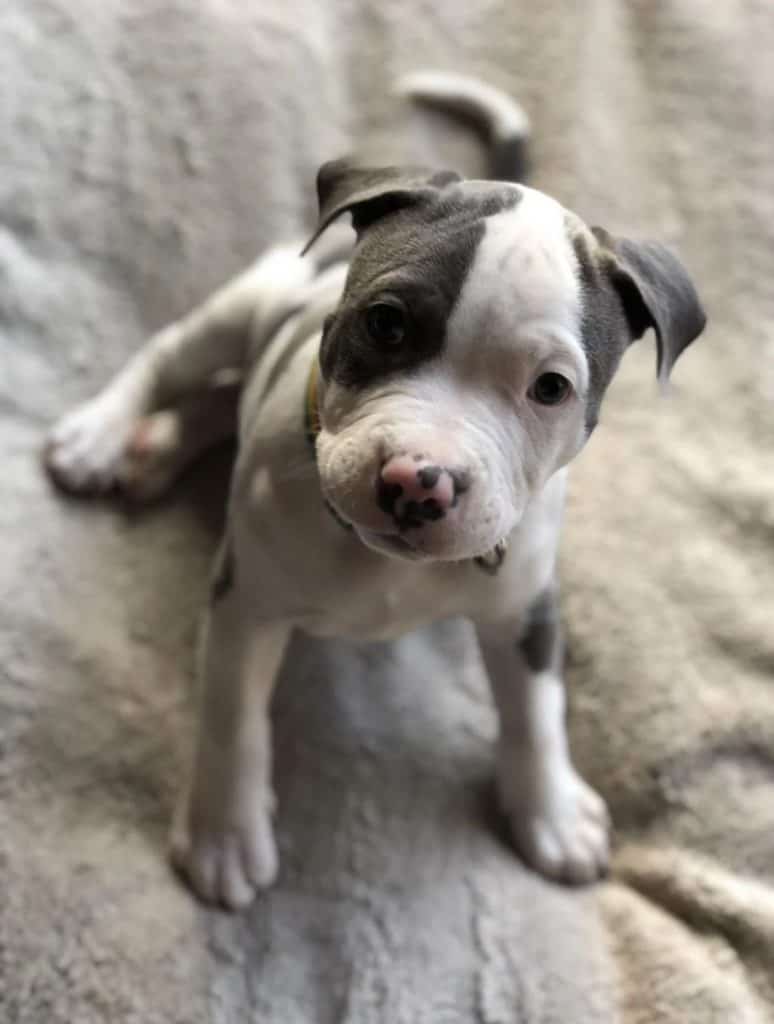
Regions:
[[498, 748, 610, 885], [170, 789, 279, 910], [44, 395, 137, 494]]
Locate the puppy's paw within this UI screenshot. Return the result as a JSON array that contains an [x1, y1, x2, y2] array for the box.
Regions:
[[170, 792, 279, 910], [498, 748, 610, 885], [44, 395, 136, 495], [116, 412, 187, 501]]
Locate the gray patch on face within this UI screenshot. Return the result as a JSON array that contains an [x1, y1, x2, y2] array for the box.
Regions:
[[518, 585, 563, 673], [320, 183, 523, 389], [570, 228, 632, 433], [210, 536, 235, 604]]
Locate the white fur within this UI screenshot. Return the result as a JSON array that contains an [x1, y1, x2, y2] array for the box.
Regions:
[[44, 188, 610, 908], [477, 631, 609, 883], [45, 244, 319, 494], [316, 191, 589, 561]]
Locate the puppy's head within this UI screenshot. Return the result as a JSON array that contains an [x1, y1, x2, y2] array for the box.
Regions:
[[305, 160, 705, 563]]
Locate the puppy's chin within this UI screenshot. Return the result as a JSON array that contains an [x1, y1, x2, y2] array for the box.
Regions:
[[353, 524, 510, 565], [355, 527, 430, 562]]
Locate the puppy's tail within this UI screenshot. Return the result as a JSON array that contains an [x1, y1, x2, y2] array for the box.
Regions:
[[396, 70, 531, 184]]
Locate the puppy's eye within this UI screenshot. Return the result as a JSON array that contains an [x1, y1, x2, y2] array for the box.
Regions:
[[365, 302, 406, 348], [529, 372, 572, 406]]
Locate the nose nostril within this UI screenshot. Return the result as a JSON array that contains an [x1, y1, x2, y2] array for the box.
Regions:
[[378, 456, 471, 527], [449, 468, 471, 505], [451, 469, 470, 492], [417, 465, 441, 489], [377, 479, 404, 516]]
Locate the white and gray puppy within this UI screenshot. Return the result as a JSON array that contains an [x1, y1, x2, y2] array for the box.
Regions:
[[45, 73, 706, 909]]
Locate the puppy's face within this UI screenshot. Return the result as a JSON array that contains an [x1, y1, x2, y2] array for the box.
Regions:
[[307, 163, 705, 563]]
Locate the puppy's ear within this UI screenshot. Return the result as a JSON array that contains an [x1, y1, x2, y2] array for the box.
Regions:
[[302, 159, 461, 255], [592, 227, 706, 379]]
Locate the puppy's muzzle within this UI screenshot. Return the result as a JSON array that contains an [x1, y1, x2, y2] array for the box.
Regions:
[[376, 454, 470, 532]]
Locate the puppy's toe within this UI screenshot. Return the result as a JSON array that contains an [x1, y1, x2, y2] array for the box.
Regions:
[[44, 398, 134, 495], [170, 807, 279, 911], [117, 412, 185, 501], [500, 756, 611, 886], [242, 818, 279, 889], [218, 834, 263, 911], [577, 780, 610, 826], [174, 835, 219, 903], [560, 825, 610, 885], [518, 819, 564, 879]]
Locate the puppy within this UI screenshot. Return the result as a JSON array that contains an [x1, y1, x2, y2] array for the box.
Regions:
[[44, 73, 706, 909]]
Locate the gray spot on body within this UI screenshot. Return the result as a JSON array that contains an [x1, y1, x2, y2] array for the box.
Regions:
[[518, 586, 563, 673]]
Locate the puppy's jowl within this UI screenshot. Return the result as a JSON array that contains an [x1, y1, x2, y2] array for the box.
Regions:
[[45, 73, 705, 909]]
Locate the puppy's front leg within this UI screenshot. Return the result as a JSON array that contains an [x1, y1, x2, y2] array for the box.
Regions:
[[475, 587, 610, 884], [171, 539, 290, 910]]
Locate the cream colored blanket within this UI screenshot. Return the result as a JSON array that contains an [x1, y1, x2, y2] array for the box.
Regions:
[[2, 2, 773, 1021]]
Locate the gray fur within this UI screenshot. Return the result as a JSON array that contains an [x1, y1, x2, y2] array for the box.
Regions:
[[593, 229, 707, 380], [518, 586, 563, 674], [572, 229, 634, 432], [571, 225, 705, 431], [309, 164, 522, 389]]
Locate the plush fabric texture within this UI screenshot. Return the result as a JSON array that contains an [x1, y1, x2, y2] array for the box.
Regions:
[[2, 2, 773, 1021]]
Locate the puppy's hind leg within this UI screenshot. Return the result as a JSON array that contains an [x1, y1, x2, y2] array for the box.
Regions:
[[44, 243, 319, 495], [117, 377, 241, 502]]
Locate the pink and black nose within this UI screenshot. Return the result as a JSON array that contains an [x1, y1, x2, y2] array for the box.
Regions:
[[377, 455, 470, 530]]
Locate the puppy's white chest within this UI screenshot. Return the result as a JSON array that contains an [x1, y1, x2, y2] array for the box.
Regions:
[[293, 559, 473, 642]]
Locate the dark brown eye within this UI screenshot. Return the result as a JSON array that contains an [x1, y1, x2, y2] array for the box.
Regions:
[[529, 372, 572, 406], [365, 302, 406, 348]]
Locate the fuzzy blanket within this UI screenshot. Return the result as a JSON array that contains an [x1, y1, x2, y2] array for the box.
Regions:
[[2, 1, 774, 1021]]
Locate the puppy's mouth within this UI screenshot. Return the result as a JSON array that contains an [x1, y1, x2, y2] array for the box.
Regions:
[[322, 489, 511, 565], [353, 522, 508, 569], [354, 526, 429, 562]]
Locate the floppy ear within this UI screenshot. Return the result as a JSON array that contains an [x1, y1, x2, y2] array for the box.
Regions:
[[592, 227, 706, 379], [302, 158, 462, 255]]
